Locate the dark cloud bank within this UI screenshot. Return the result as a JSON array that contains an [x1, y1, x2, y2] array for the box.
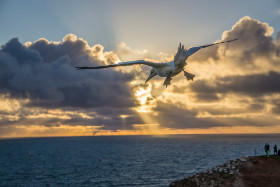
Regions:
[[191, 71, 280, 101], [0, 35, 144, 129], [0, 36, 134, 108]]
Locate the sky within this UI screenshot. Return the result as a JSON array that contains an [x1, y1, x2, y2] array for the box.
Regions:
[[0, 0, 280, 137]]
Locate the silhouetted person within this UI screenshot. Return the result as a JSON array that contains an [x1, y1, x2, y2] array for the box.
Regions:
[[274, 145, 277, 155], [264, 143, 270, 157]]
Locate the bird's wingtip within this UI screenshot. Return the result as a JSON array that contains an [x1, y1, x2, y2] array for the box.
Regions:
[[228, 38, 238, 42]]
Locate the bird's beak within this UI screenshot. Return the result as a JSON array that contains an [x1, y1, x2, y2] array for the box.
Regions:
[[145, 73, 155, 83]]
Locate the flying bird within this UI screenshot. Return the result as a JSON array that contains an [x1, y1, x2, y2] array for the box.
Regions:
[[76, 39, 237, 87]]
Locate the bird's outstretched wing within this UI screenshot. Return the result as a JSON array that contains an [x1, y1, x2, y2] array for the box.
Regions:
[[174, 38, 237, 66], [186, 38, 238, 57], [76, 60, 167, 70]]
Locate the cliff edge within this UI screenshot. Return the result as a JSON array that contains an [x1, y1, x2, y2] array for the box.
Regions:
[[170, 156, 280, 187]]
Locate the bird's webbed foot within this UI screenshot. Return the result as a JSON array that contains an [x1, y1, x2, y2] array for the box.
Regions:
[[163, 76, 172, 87], [184, 71, 195, 81]]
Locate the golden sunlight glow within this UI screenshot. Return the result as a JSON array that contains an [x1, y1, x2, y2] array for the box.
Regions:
[[135, 85, 154, 113], [26, 109, 95, 120], [136, 87, 149, 105], [2, 124, 280, 138], [0, 124, 103, 138], [0, 95, 27, 113], [120, 114, 131, 119]]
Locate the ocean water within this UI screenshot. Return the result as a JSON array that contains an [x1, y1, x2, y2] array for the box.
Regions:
[[0, 134, 279, 186]]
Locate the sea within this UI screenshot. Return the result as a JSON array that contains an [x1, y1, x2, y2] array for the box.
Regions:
[[0, 134, 279, 186]]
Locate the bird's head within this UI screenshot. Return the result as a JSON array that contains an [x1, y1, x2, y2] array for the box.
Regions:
[[145, 68, 157, 83]]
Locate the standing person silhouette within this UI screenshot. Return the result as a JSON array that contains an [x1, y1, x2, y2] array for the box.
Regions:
[[264, 143, 270, 157], [274, 145, 277, 155]]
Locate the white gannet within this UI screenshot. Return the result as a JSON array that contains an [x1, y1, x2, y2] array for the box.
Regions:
[[76, 39, 237, 87]]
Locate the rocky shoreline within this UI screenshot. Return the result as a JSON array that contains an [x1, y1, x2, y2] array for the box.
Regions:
[[170, 155, 280, 187]]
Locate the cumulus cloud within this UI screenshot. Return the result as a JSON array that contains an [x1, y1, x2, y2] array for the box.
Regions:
[[189, 16, 279, 74], [184, 16, 280, 120], [0, 34, 146, 132], [117, 42, 152, 61], [0, 35, 134, 108], [221, 16, 276, 65]]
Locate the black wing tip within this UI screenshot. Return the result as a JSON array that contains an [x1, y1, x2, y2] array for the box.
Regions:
[[214, 38, 238, 45], [226, 38, 238, 42], [75, 67, 89, 70]]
